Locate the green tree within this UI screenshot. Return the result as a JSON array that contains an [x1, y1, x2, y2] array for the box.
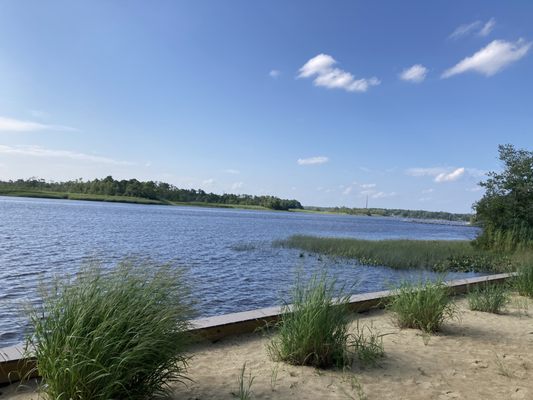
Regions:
[[474, 144, 533, 250]]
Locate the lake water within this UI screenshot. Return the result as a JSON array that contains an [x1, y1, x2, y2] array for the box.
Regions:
[[0, 196, 481, 347]]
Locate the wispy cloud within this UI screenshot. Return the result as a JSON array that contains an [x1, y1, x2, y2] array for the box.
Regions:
[[0, 145, 132, 165], [371, 191, 396, 199], [298, 54, 380, 93], [28, 110, 50, 119], [435, 167, 465, 182], [202, 178, 215, 186], [442, 39, 531, 78], [406, 167, 466, 183], [231, 181, 244, 190], [479, 18, 496, 37], [297, 156, 329, 166], [269, 69, 281, 78], [399, 64, 428, 83], [0, 116, 77, 132], [342, 186, 352, 195], [223, 169, 240, 175], [406, 167, 446, 177], [360, 183, 376, 189], [449, 18, 496, 39], [450, 21, 482, 39]]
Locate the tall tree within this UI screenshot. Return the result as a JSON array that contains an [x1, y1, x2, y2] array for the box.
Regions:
[[474, 144, 533, 250]]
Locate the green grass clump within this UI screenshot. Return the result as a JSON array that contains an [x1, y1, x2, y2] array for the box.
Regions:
[[468, 283, 510, 313], [387, 280, 456, 333], [25, 260, 194, 400], [514, 262, 533, 298], [268, 272, 352, 368], [276, 235, 511, 273]]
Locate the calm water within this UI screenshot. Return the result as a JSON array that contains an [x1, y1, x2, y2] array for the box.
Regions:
[[0, 196, 481, 347]]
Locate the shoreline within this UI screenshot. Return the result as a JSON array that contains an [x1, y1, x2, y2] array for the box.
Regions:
[[3, 287, 531, 399]]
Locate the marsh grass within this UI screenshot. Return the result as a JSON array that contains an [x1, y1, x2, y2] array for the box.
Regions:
[[387, 280, 457, 333], [514, 261, 533, 298], [276, 235, 511, 272], [468, 283, 510, 313], [25, 260, 194, 400], [268, 272, 352, 369]]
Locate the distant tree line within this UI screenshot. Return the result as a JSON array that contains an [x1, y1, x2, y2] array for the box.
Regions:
[[0, 176, 303, 211], [306, 206, 471, 222]]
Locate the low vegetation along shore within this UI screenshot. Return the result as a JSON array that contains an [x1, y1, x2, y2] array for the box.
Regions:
[[276, 235, 526, 273]]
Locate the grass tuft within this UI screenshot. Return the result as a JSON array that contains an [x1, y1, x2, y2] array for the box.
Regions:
[[234, 362, 255, 400], [268, 272, 352, 369], [387, 280, 456, 333], [468, 283, 510, 313], [25, 260, 194, 400], [350, 321, 385, 367]]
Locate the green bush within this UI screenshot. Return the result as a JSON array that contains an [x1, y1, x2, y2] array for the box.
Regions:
[[268, 272, 351, 368], [387, 280, 456, 333], [468, 283, 510, 313], [25, 260, 194, 400]]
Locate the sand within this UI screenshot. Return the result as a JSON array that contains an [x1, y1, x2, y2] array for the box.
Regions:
[[1, 296, 532, 400]]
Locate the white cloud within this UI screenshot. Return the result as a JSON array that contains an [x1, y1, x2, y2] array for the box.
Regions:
[[449, 21, 482, 39], [269, 69, 281, 78], [202, 178, 215, 186], [406, 167, 446, 177], [479, 18, 496, 37], [298, 54, 380, 93], [399, 64, 428, 83], [0, 116, 77, 132], [467, 186, 483, 192], [422, 188, 435, 194], [231, 181, 244, 190], [297, 156, 329, 165], [342, 186, 353, 195], [360, 183, 376, 189], [407, 167, 466, 183], [224, 169, 240, 175], [442, 39, 531, 78], [0, 145, 132, 165], [435, 167, 465, 182], [371, 191, 396, 199], [449, 18, 495, 39], [28, 110, 50, 119]]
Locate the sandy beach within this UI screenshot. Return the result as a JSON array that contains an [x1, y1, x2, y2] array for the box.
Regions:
[[2, 296, 532, 400]]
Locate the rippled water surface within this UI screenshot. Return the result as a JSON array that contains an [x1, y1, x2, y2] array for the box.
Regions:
[[0, 196, 481, 347]]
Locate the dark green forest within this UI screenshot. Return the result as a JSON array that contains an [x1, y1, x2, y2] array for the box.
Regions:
[[0, 176, 303, 211]]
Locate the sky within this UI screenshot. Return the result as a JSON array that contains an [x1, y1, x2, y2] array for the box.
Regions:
[[0, 1, 532, 213]]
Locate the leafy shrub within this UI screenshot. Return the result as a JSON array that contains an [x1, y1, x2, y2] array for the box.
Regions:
[[468, 283, 510, 313], [26, 260, 194, 400], [387, 280, 456, 333], [268, 272, 351, 368]]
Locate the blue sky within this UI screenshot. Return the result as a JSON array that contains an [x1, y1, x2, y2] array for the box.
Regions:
[[0, 1, 532, 212]]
